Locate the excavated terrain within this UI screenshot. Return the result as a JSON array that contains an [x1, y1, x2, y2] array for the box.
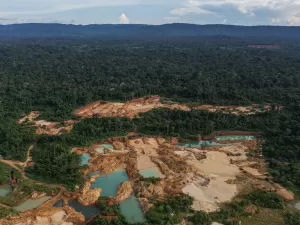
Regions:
[[18, 111, 78, 136], [74, 96, 190, 119], [0, 205, 85, 225], [1, 135, 294, 224], [72, 136, 293, 214], [74, 96, 275, 119]]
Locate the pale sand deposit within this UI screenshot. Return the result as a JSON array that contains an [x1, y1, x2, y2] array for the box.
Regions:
[[219, 143, 248, 161], [137, 155, 157, 170], [137, 155, 164, 178], [183, 151, 239, 212], [187, 151, 239, 177], [128, 138, 158, 155]]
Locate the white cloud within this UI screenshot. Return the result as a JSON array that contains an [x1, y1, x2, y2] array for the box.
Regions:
[[120, 13, 129, 24], [288, 16, 300, 25], [270, 17, 282, 23], [170, 0, 300, 25], [170, 6, 214, 16]]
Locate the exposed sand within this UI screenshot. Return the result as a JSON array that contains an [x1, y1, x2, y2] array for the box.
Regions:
[[137, 155, 164, 178], [75, 96, 272, 120], [183, 151, 239, 212], [183, 176, 237, 212], [187, 151, 239, 177], [128, 138, 158, 155], [219, 143, 248, 161], [137, 155, 157, 170]]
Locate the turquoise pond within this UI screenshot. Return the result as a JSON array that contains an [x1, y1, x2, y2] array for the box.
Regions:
[[91, 170, 129, 197], [80, 153, 92, 166], [177, 140, 227, 148], [68, 200, 101, 220], [0, 186, 11, 197], [120, 196, 146, 224], [14, 196, 52, 212], [139, 168, 160, 178], [216, 136, 256, 141]]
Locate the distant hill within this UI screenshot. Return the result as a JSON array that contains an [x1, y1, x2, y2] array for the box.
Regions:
[[0, 23, 299, 39]]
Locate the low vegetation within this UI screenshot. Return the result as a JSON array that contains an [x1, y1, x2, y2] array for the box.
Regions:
[[0, 208, 17, 219], [0, 180, 59, 207]]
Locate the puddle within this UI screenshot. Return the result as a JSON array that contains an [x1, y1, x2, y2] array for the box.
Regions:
[[216, 136, 256, 141], [139, 168, 161, 178], [53, 200, 64, 208], [91, 170, 129, 197], [120, 196, 146, 224], [95, 144, 116, 154], [88, 171, 101, 178], [14, 196, 52, 212], [0, 185, 11, 197], [80, 153, 92, 166], [294, 201, 300, 210], [101, 144, 115, 150], [177, 140, 227, 148], [95, 147, 104, 154], [68, 200, 100, 220]]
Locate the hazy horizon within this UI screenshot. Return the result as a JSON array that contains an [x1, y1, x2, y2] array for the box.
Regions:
[[0, 0, 299, 26]]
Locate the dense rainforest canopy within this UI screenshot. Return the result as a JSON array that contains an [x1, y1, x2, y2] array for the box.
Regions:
[[1, 37, 300, 192]]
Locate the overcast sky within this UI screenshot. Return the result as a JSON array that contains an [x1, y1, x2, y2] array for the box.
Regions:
[[0, 0, 300, 25]]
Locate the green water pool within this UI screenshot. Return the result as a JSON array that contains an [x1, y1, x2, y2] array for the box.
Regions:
[[120, 196, 146, 224], [91, 170, 129, 197], [14, 196, 52, 212], [139, 168, 160, 178], [0, 186, 11, 197]]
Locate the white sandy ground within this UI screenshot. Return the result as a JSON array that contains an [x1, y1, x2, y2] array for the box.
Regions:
[[15, 210, 73, 225], [183, 151, 240, 212]]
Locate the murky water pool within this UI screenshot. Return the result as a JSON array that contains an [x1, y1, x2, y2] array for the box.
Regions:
[[68, 200, 100, 220], [14, 196, 52, 212], [139, 168, 161, 178], [0, 185, 11, 197], [120, 196, 146, 224], [53, 200, 64, 208]]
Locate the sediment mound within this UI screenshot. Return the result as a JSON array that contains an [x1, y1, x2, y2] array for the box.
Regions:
[[77, 182, 101, 206], [18, 111, 78, 136], [115, 181, 133, 203], [0, 206, 84, 225]]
